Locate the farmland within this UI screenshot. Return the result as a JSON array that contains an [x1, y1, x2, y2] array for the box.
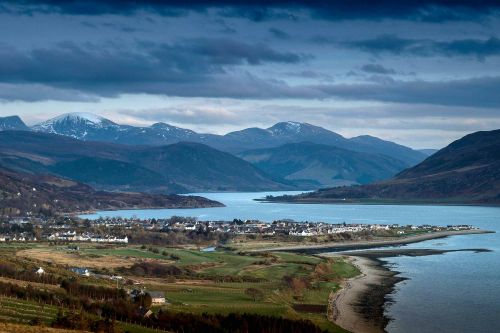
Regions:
[[3, 242, 360, 332]]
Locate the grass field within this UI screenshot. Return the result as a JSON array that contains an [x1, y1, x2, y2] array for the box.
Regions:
[[8, 242, 360, 332]]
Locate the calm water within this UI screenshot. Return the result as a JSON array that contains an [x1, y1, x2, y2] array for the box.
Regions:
[[81, 191, 500, 333]]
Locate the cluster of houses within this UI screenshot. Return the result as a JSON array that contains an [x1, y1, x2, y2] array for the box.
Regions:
[[0, 214, 478, 241], [158, 219, 381, 236], [156, 219, 477, 237], [47, 231, 128, 243], [0, 233, 37, 242]]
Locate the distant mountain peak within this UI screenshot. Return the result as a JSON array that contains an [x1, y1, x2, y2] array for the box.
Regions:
[[45, 112, 111, 126], [150, 122, 196, 134], [268, 121, 314, 135], [32, 112, 117, 139], [267, 121, 345, 141], [0, 115, 29, 131]]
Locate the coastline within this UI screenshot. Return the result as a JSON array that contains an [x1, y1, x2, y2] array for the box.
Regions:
[[323, 247, 492, 333], [326, 256, 400, 333], [258, 197, 500, 207], [72, 196, 225, 216], [251, 229, 492, 253]]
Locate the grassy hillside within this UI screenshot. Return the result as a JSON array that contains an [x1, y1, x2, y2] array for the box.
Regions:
[[268, 130, 500, 204], [239, 142, 407, 188]]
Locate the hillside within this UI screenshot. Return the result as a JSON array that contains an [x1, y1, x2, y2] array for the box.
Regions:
[[418, 149, 438, 156], [0, 166, 223, 217], [0, 116, 29, 131], [27, 113, 426, 167], [0, 323, 89, 333], [238, 142, 407, 188], [0, 131, 290, 192], [127, 142, 291, 191], [268, 130, 500, 204]]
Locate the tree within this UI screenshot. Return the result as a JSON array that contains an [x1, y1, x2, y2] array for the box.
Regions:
[[245, 288, 264, 302], [135, 293, 152, 308]]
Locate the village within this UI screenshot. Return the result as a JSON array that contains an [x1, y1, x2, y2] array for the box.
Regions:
[[0, 215, 478, 243]]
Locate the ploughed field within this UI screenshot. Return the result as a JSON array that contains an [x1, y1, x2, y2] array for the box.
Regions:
[[1, 242, 360, 333]]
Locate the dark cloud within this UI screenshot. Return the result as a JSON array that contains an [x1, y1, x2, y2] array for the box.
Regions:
[[314, 76, 500, 108], [80, 21, 146, 33], [306, 0, 500, 22], [3, 1, 499, 22], [284, 70, 334, 81], [344, 35, 500, 60], [174, 38, 308, 65], [0, 36, 498, 108], [0, 83, 98, 102], [218, 6, 297, 22], [269, 28, 291, 40], [0, 39, 312, 100], [360, 64, 396, 75]]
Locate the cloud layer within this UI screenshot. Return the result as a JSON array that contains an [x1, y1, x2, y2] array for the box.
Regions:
[[0, 0, 499, 148], [4, 0, 500, 22], [344, 35, 500, 60]]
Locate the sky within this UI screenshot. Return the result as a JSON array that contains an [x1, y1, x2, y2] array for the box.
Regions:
[[1, 1, 500, 149]]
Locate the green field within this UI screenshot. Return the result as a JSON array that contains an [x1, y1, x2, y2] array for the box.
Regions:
[[7, 242, 360, 332]]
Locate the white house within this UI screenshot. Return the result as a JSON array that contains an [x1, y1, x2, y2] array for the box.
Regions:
[[35, 267, 45, 275], [70, 267, 90, 276], [148, 291, 166, 305]]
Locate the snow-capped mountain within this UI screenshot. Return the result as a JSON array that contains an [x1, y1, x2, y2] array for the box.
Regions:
[[32, 112, 118, 139], [149, 122, 198, 140], [0, 115, 30, 131], [267, 121, 344, 141], [31, 112, 201, 144], [268, 121, 303, 135], [27, 112, 426, 166], [218, 121, 346, 152]]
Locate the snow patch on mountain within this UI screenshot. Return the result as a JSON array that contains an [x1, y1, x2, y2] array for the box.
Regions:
[[33, 112, 115, 131]]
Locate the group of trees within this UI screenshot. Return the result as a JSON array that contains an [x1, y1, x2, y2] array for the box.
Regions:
[[128, 228, 232, 246], [60, 279, 128, 301], [52, 310, 122, 333], [126, 262, 190, 278], [0, 262, 60, 285], [150, 311, 328, 333]]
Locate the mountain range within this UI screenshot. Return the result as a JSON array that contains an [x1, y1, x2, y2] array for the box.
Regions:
[[0, 113, 496, 204], [0, 131, 291, 193], [268, 129, 500, 204], [2, 113, 427, 167], [0, 113, 432, 191]]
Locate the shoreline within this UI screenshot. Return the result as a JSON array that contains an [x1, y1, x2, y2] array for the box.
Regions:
[[326, 256, 400, 333], [323, 247, 492, 333], [72, 198, 226, 216], [258, 198, 500, 207], [251, 229, 493, 253]]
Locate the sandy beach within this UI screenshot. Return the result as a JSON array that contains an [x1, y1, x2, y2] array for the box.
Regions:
[[326, 256, 396, 333]]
